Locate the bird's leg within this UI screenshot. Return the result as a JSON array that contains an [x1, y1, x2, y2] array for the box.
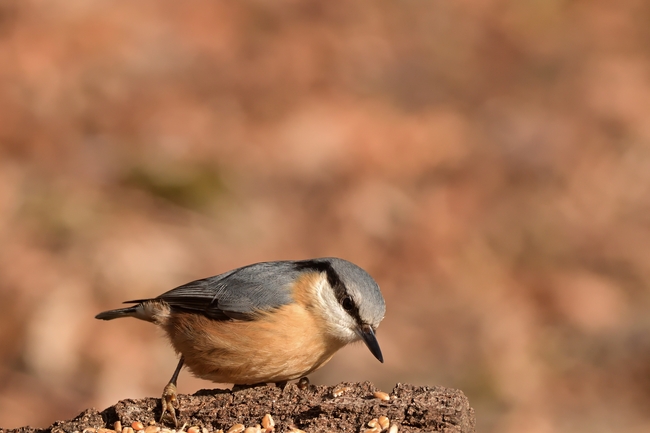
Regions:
[[160, 356, 184, 427]]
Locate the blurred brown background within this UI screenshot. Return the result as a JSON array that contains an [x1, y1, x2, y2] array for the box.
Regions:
[[1, 0, 649, 432]]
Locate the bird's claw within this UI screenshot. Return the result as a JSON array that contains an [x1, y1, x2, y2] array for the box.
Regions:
[[160, 382, 179, 427], [297, 377, 310, 390]]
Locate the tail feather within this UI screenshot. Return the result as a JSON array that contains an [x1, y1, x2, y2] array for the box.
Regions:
[[95, 299, 169, 324], [95, 306, 139, 320]]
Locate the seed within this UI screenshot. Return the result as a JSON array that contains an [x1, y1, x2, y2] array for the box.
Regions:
[[98, 429, 115, 433], [332, 386, 350, 398], [114, 422, 122, 432], [288, 429, 306, 433], [363, 429, 381, 433], [83, 429, 96, 433], [132, 423, 144, 432], [261, 414, 275, 430], [203, 429, 209, 433], [368, 419, 379, 428], [373, 391, 390, 401], [123, 428, 134, 433], [227, 425, 245, 433], [161, 429, 174, 433], [297, 377, 309, 390], [388, 424, 398, 433], [144, 426, 160, 433], [378, 416, 389, 430]]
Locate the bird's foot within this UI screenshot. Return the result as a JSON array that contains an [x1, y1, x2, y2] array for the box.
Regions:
[[160, 382, 179, 427], [297, 377, 310, 390]]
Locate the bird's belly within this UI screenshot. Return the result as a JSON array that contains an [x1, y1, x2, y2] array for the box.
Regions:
[[165, 304, 345, 384]]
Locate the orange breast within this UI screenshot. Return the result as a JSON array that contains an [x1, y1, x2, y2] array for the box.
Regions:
[[163, 274, 344, 384]]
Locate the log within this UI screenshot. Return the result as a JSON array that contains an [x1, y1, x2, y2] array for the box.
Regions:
[[4, 382, 475, 433]]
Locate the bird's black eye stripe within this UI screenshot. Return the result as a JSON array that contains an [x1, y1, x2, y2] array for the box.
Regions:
[[294, 259, 362, 322]]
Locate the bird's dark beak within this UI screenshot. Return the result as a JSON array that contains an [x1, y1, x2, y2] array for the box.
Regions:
[[359, 324, 383, 363]]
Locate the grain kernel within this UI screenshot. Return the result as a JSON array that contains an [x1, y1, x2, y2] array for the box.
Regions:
[[363, 429, 380, 433], [373, 391, 390, 401], [161, 429, 174, 433], [144, 426, 160, 433], [98, 429, 115, 433], [123, 428, 134, 433], [332, 386, 350, 398], [378, 416, 390, 430], [288, 429, 306, 433], [132, 423, 144, 432], [388, 424, 398, 433], [114, 422, 122, 432], [261, 414, 275, 430], [367, 419, 379, 428], [226, 424, 245, 433], [188, 427, 200, 433], [82, 429, 96, 433], [203, 428, 209, 433]]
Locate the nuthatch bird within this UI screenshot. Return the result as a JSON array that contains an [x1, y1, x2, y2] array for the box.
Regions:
[[95, 257, 386, 425]]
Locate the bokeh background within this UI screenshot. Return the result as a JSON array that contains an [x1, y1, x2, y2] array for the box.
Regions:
[[1, 0, 650, 432]]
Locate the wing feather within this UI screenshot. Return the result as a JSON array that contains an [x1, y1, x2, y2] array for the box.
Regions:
[[145, 261, 300, 320]]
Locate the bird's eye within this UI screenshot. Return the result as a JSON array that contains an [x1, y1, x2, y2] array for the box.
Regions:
[[342, 296, 354, 312]]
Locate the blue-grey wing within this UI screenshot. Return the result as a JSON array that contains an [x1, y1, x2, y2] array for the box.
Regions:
[[145, 261, 299, 320]]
